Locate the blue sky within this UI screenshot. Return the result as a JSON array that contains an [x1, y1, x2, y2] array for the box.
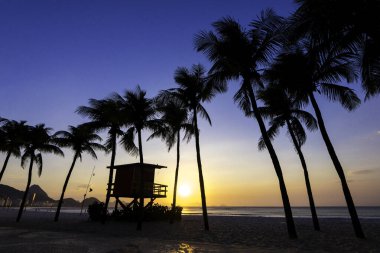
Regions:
[[0, 0, 379, 207]]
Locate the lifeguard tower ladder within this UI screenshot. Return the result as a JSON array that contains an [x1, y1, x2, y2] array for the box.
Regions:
[[108, 163, 168, 210]]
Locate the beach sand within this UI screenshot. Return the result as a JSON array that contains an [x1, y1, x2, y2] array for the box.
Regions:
[[0, 208, 379, 252]]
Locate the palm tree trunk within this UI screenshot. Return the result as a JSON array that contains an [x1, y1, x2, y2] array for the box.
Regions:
[[309, 92, 364, 238], [103, 131, 117, 222], [193, 108, 209, 231], [17, 155, 34, 222], [137, 129, 144, 231], [54, 152, 79, 222], [0, 151, 11, 183], [245, 80, 297, 238], [286, 120, 320, 231], [170, 131, 181, 224]]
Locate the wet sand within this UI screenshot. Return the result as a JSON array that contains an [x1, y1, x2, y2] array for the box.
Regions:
[[0, 208, 379, 252]]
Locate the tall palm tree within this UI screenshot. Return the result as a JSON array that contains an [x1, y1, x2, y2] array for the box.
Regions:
[[120, 85, 157, 230], [265, 43, 364, 238], [0, 118, 28, 183], [54, 124, 106, 221], [159, 64, 226, 231], [194, 11, 298, 238], [258, 86, 320, 231], [148, 99, 193, 223], [76, 97, 125, 218], [291, 0, 380, 99], [17, 124, 64, 222]]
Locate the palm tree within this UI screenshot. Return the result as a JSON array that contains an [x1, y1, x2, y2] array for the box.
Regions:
[[148, 99, 193, 223], [0, 118, 28, 183], [194, 11, 298, 238], [159, 64, 226, 231], [76, 96, 125, 218], [258, 86, 320, 231], [54, 124, 105, 221], [265, 43, 364, 238], [120, 85, 157, 230], [17, 124, 64, 222], [291, 0, 380, 99]]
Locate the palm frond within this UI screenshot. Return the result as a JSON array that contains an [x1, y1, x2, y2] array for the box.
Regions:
[[121, 127, 138, 157], [288, 118, 307, 147], [84, 147, 98, 160], [250, 9, 286, 66], [196, 104, 212, 126], [258, 121, 281, 151], [292, 110, 318, 131], [21, 153, 30, 169], [318, 83, 361, 110], [35, 153, 43, 177], [361, 37, 380, 99], [233, 83, 252, 117]]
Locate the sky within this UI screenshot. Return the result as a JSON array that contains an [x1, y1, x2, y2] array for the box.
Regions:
[[0, 0, 379, 208]]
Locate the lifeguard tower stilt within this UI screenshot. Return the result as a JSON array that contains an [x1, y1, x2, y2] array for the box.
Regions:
[[107, 163, 168, 211]]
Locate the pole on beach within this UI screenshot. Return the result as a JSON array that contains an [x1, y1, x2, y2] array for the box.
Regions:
[[80, 166, 95, 215]]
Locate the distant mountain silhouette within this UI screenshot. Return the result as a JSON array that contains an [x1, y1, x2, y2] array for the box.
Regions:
[[0, 184, 100, 207]]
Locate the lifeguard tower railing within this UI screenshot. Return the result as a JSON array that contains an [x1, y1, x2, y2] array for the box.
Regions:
[[110, 182, 167, 198]]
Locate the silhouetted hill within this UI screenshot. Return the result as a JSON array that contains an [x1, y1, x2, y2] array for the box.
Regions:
[[29, 185, 55, 203], [0, 184, 23, 200], [0, 184, 100, 207]]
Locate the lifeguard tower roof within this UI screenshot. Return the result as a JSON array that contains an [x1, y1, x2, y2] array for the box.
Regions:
[[107, 163, 167, 169]]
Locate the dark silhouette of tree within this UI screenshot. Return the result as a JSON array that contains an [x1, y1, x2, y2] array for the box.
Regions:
[[194, 11, 298, 238], [291, 0, 380, 99], [159, 64, 226, 231], [0, 118, 28, 183], [54, 124, 105, 221], [120, 85, 157, 230], [76, 97, 126, 218], [17, 124, 64, 222], [265, 42, 364, 238], [258, 85, 320, 231], [148, 99, 193, 223]]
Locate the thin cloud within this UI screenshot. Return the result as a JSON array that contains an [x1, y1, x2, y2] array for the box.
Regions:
[[77, 184, 88, 190], [351, 169, 376, 175]]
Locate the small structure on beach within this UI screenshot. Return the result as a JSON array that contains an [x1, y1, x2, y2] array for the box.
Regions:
[[108, 163, 168, 210]]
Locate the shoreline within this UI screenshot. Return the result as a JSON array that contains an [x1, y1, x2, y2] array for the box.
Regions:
[[1, 209, 380, 252]]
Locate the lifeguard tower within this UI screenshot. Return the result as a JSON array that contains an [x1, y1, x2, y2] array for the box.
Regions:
[[108, 163, 168, 210]]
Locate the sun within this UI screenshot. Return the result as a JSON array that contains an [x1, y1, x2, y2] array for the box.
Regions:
[[178, 184, 191, 197]]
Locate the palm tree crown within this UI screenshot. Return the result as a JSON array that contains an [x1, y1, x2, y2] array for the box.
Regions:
[[257, 86, 317, 150], [54, 124, 105, 161], [291, 0, 380, 98], [21, 124, 64, 177], [149, 99, 193, 151], [121, 85, 157, 162], [0, 118, 28, 183], [76, 97, 125, 149], [265, 45, 360, 111]]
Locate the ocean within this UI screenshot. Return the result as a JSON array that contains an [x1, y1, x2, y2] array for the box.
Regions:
[[181, 206, 380, 219], [21, 206, 380, 219]]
